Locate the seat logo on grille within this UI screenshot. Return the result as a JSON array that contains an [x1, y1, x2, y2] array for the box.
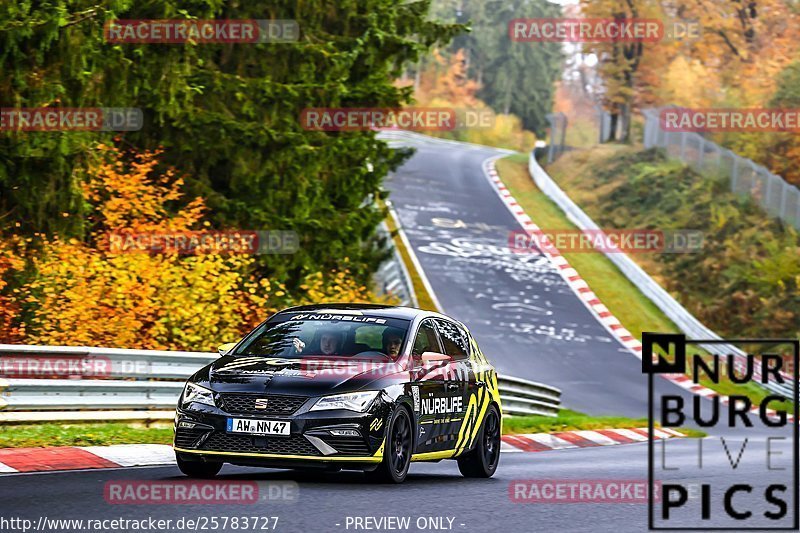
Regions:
[[254, 398, 269, 410]]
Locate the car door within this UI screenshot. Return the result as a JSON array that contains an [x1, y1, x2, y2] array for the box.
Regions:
[[409, 318, 450, 454], [432, 318, 476, 451]]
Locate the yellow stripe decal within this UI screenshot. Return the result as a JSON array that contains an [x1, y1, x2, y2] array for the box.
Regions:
[[454, 395, 477, 453]]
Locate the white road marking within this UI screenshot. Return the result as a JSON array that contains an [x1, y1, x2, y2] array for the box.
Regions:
[[78, 444, 175, 467]]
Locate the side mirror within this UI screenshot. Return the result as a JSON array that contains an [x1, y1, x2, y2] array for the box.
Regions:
[[421, 351, 451, 364], [217, 342, 237, 356]]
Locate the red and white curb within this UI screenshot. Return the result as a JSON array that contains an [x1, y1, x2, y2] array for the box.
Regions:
[[0, 444, 174, 474], [0, 427, 685, 474], [482, 157, 791, 422], [501, 427, 686, 453]]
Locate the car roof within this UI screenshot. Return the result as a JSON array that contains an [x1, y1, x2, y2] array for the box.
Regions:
[[275, 303, 456, 323]]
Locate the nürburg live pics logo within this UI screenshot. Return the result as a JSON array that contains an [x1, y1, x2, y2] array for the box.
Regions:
[[643, 332, 799, 529]]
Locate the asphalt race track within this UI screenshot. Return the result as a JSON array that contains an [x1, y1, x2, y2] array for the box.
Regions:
[[1, 134, 795, 532], [1, 438, 794, 532], [383, 133, 693, 418]]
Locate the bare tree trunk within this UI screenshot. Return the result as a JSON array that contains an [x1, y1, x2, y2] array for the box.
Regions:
[[608, 113, 619, 142], [620, 103, 631, 142]]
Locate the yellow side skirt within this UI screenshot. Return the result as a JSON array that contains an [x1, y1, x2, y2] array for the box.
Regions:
[[411, 450, 457, 462], [174, 446, 382, 462], [174, 447, 460, 463]]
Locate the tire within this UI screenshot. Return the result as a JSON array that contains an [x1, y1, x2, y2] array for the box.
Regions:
[[365, 407, 413, 484], [176, 454, 223, 479], [457, 404, 500, 478]]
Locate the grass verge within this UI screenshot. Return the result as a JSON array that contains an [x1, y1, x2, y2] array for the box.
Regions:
[[495, 153, 793, 414], [496, 152, 678, 341], [504, 409, 706, 438], [0, 421, 173, 449], [383, 203, 439, 312], [0, 412, 705, 449]]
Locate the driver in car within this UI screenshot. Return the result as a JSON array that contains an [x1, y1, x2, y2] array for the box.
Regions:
[[382, 327, 404, 357], [319, 331, 342, 355], [293, 329, 343, 355]]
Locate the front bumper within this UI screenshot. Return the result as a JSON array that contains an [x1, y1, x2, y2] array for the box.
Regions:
[[173, 394, 390, 467]]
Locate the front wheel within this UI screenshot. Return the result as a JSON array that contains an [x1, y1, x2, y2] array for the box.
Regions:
[[176, 454, 223, 479], [365, 407, 413, 483], [457, 404, 501, 478]]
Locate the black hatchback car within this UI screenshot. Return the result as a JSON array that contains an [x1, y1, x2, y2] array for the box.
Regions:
[[174, 304, 502, 483]]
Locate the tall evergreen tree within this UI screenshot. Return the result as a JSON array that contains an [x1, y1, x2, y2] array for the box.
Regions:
[[0, 1, 462, 285], [430, 0, 562, 135]]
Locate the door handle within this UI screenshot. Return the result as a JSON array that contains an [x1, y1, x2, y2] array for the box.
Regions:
[[475, 380, 486, 388], [446, 383, 460, 391]]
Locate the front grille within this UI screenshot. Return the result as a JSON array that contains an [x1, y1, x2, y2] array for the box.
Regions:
[[321, 436, 370, 456], [200, 432, 320, 456], [218, 393, 307, 416], [175, 427, 209, 448]]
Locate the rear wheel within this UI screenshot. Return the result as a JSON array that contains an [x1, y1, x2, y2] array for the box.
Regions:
[[365, 407, 413, 483], [176, 454, 223, 479], [457, 404, 500, 478]]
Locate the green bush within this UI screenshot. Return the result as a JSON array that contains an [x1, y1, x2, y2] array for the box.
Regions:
[[573, 148, 799, 340]]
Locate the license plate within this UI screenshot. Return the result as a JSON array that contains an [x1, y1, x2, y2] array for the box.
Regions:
[[226, 418, 290, 436]]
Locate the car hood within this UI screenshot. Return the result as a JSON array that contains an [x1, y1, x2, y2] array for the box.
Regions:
[[201, 355, 408, 396]]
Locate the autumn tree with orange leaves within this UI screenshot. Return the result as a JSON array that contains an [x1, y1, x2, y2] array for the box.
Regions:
[[580, 0, 800, 145], [0, 144, 390, 351]]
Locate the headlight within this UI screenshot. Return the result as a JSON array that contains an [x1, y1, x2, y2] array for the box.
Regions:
[[309, 391, 380, 412], [180, 382, 216, 408]]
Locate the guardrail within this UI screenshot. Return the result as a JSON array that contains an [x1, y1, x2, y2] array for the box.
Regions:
[[374, 221, 418, 307], [0, 344, 560, 421], [497, 375, 561, 417], [527, 153, 794, 398], [643, 107, 800, 231], [1, 379, 184, 410], [0, 344, 216, 379]]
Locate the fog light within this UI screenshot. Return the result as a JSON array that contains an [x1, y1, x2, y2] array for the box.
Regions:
[[329, 429, 360, 437], [178, 421, 196, 428]]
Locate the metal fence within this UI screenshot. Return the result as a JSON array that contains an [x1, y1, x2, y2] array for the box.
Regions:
[[0, 344, 561, 421], [545, 112, 568, 163], [528, 154, 794, 399], [643, 108, 800, 230]]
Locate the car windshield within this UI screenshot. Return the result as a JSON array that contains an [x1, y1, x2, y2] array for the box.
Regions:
[[233, 313, 411, 361]]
